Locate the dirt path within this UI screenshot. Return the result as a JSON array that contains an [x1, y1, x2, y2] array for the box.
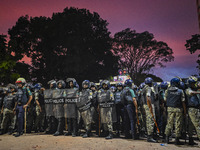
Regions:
[[0, 133, 199, 150]]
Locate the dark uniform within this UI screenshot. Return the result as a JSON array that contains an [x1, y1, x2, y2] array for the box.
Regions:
[[15, 80, 32, 137], [0, 91, 16, 134]]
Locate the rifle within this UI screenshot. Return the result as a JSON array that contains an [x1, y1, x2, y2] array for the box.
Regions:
[[136, 113, 140, 126]]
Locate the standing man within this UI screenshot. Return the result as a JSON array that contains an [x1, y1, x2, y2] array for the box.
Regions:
[[64, 78, 79, 137], [186, 76, 200, 145], [14, 78, 32, 137], [114, 83, 124, 137], [142, 77, 157, 142], [122, 79, 138, 140], [77, 80, 94, 138], [34, 83, 45, 133], [0, 84, 17, 135], [44, 80, 57, 134], [97, 80, 114, 140], [165, 78, 186, 145], [53, 80, 65, 136]]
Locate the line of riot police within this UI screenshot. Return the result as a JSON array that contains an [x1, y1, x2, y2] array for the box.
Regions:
[[0, 76, 200, 146]]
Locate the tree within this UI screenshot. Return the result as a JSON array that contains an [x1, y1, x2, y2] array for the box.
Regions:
[[0, 35, 20, 84], [8, 7, 119, 86], [112, 28, 174, 85], [185, 34, 200, 72]]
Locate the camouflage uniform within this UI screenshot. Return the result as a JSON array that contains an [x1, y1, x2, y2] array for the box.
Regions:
[[141, 85, 155, 136], [186, 88, 200, 139], [164, 87, 185, 137]]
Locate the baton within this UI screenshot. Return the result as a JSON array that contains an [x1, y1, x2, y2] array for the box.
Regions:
[[98, 106, 101, 136], [24, 107, 27, 135], [150, 110, 160, 133]]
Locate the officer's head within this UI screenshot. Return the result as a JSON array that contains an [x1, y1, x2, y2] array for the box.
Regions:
[[82, 80, 90, 89], [101, 80, 110, 90], [124, 79, 133, 88], [188, 76, 198, 89], [160, 81, 168, 89], [144, 77, 153, 86], [7, 84, 17, 93], [15, 78, 26, 88], [48, 80, 57, 89], [179, 81, 186, 90], [34, 83, 42, 92], [110, 86, 116, 93], [57, 80, 66, 89], [116, 83, 123, 91], [90, 82, 97, 91], [139, 82, 145, 89], [170, 78, 180, 87]]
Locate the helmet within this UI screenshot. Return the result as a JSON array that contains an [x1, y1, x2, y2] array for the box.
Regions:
[[116, 82, 123, 87], [145, 77, 153, 84], [188, 76, 198, 87], [16, 78, 26, 84], [82, 80, 90, 88], [160, 81, 168, 89], [57, 80, 66, 89], [110, 86, 116, 93], [90, 82, 97, 88], [66, 78, 78, 88], [7, 84, 17, 92], [139, 82, 145, 89], [48, 80, 57, 88], [101, 80, 110, 89], [170, 78, 180, 87], [34, 83, 42, 90], [124, 79, 133, 87], [179, 81, 186, 90], [132, 84, 137, 90]]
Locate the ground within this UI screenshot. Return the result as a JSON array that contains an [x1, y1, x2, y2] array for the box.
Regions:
[[0, 133, 200, 150]]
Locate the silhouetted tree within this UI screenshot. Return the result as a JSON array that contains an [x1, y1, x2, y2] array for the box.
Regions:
[[8, 7, 119, 85], [112, 28, 174, 85], [185, 34, 200, 72], [0, 34, 21, 84]]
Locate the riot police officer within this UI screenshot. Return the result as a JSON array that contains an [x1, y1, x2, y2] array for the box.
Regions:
[[77, 80, 94, 138], [186, 76, 200, 145], [44, 80, 56, 134], [0, 84, 17, 135], [142, 77, 157, 142], [34, 83, 45, 133], [53, 80, 65, 136], [14, 78, 33, 137], [97, 80, 114, 139], [64, 78, 79, 137], [165, 78, 186, 145], [122, 79, 138, 140], [114, 83, 124, 137]]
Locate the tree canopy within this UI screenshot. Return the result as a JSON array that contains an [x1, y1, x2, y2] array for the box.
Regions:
[[8, 7, 119, 85], [185, 34, 200, 71], [112, 28, 174, 85]]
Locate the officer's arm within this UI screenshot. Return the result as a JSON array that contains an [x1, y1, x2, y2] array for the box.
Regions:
[[133, 97, 138, 114], [26, 95, 33, 106]]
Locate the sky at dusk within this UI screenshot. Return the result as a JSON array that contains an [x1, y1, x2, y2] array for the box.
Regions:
[[0, 0, 199, 81]]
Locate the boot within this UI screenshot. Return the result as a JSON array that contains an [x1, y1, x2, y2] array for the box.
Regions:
[[189, 137, 198, 146], [147, 135, 157, 143], [165, 136, 169, 144], [7, 129, 14, 135], [116, 130, 120, 137], [14, 132, 22, 137], [64, 132, 72, 136], [175, 137, 182, 145], [82, 131, 90, 138], [105, 132, 113, 140], [0, 129, 5, 135], [54, 131, 62, 136]]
